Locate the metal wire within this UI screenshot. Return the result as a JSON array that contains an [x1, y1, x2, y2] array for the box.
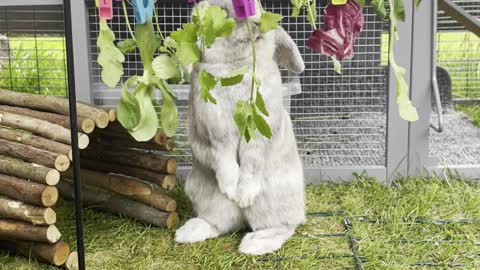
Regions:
[[86, 0, 389, 167], [62, 1, 86, 269]]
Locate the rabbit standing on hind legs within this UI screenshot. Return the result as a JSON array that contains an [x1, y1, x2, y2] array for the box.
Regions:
[[175, 0, 306, 255]]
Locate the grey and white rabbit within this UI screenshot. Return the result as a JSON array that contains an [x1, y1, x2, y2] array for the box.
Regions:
[[175, 0, 306, 255]]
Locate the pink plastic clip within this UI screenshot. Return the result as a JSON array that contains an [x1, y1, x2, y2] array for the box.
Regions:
[[98, 0, 113, 20], [232, 0, 255, 20]]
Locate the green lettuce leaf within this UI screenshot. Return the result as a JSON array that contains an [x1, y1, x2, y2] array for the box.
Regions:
[[97, 19, 125, 88]]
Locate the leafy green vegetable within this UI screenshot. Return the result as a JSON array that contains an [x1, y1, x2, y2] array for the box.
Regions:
[[259, 12, 283, 33], [171, 23, 198, 43], [176, 43, 201, 66], [118, 77, 141, 130], [234, 101, 252, 140], [394, 0, 406, 22], [199, 6, 236, 47], [152, 55, 179, 80], [156, 82, 178, 137], [415, 0, 422, 7], [219, 67, 247, 87], [116, 38, 137, 54], [199, 70, 218, 104], [97, 19, 125, 88], [354, 0, 365, 7], [129, 84, 159, 142], [332, 56, 342, 75], [388, 0, 419, 121], [135, 20, 157, 70], [371, 0, 386, 19], [255, 91, 269, 117], [253, 109, 272, 139]]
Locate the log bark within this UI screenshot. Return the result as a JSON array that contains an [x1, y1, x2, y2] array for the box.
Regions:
[[93, 135, 175, 152], [0, 155, 60, 185], [0, 196, 56, 225], [0, 111, 89, 149], [64, 251, 78, 270], [82, 148, 177, 174], [0, 89, 110, 128], [0, 240, 70, 266], [0, 219, 61, 243], [58, 181, 180, 228], [80, 159, 176, 190], [0, 138, 70, 172], [0, 127, 73, 159], [62, 169, 176, 212], [0, 105, 95, 134], [0, 173, 58, 207]]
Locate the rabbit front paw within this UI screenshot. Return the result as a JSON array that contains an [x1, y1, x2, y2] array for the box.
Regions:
[[235, 174, 261, 208], [216, 162, 240, 200]]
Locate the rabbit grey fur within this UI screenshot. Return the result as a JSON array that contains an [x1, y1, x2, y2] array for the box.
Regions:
[[175, 0, 306, 255]]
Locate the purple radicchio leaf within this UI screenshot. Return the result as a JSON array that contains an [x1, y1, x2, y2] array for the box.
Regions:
[[307, 0, 364, 61]]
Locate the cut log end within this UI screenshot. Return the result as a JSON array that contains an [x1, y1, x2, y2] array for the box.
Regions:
[[41, 186, 59, 207], [77, 134, 90, 150], [46, 225, 61, 244], [167, 212, 180, 229], [45, 169, 60, 186], [81, 119, 95, 134], [95, 112, 110, 129], [166, 159, 177, 174], [108, 109, 116, 122], [65, 251, 79, 270], [68, 150, 73, 161], [44, 208, 57, 225], [55, 155, 70, 172], [165, 200, 177, 212], [52, 242, 70, 266], [153, 131, 168, 145], [162, 175, 177, 190]]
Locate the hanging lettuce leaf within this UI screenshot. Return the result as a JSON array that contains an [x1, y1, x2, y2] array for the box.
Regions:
[[199, 70, 218, 104], [135, 19, 157, 69], [128, 84, 159, 141], [219, 67, 247, 87], [394, 0, 406, 22], [152, 55, 179, 80], [259, 12, 283, 33], [97, 19, 125, 88], [116, 38, 137, 55], [118, 77, 141, 130], [388, 0, 418, 122], [176, 43, 201, 66], [371, 0, 386, 19], [255, 91, 269, 117], [252, 109, 272, 139], [156, 83, 179, 137]]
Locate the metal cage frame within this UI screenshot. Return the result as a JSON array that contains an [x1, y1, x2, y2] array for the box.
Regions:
[[1, 0, 479, 183]]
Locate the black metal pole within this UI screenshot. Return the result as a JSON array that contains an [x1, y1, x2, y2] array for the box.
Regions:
[[62, 1, 86, 269]]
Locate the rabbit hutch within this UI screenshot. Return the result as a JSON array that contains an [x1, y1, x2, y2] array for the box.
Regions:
[[0, 0, 479, 184]]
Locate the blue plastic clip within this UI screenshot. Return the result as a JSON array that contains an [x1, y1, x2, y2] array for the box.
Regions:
[[132, 0, 154, 25]]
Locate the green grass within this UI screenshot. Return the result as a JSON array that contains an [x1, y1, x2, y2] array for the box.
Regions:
[[456, 105, 480, 128], [1, 177, 480, 270], [0, 37, 67, 97]]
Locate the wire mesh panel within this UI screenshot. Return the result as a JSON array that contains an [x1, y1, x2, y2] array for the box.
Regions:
[[0, 5, 67, 97], [87, 0, 389, 167], [437, 0, 480, 101], [429, 0, 480, 166]]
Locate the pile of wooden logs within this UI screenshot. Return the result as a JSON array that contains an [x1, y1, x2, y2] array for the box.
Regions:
[[0, 89, 179, 268]]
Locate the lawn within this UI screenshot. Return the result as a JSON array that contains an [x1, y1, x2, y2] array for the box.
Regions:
[[1, 177, 480, 270]]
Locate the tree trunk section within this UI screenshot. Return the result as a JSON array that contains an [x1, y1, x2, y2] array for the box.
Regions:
[[64, 251, 78, 270], [0, 173, 58, 207], [0, 105, 95, 134], [62, 169, 176, 212], [58, 180, 179, 228], [0, 89, 109, 128], [0, 138, 70, 172], [0, 111, 89, 149], [82, 148, 176, 174], [80, 159, 176, 190], [0, 196, 56, 225], [0, 220, 61, 243], [93, 135, 175, 152], [0, 127, 72, 159], [0, 240, 70, 266], [0, 155, 60, 185]]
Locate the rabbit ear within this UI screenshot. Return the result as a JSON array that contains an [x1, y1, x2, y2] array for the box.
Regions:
[[274, 27, 305, 74]]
